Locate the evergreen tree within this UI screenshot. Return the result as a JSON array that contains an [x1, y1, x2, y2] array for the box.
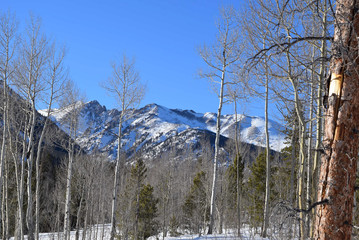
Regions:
[[138, 184, 159, 239], [247, 151, 276, 232], [182, 171, 209, 235], [273, 146, 297, 203], [168, 216, 180, 237], [226, 154, 244, 212], [119, 158, 158, 240]]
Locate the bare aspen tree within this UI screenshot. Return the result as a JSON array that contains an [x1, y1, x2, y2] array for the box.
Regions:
[[242, 3, 277, 236], [262, 52, 271, 238], [62, 81, 83, 240], [14, 15, 49, 240], [35, 44, 67, 239], [227, 65, 248, 237], [101, 55, 145, 240], [0, 11, 17, 239], [227, 87, 243, 237], [198, 7, 242, 234]]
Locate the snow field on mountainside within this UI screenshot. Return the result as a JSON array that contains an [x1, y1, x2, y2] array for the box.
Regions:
[[40, 101, 287, 159]]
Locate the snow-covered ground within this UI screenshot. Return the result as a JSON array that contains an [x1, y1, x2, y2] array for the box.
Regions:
[[10, 224, 111, 240], [11, 225, 270, 240]]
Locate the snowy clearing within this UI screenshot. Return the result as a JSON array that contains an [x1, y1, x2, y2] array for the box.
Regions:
[[10, 225, 271, 240]]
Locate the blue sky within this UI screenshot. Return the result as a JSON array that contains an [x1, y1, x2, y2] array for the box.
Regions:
[[3, 0, 269, 118]]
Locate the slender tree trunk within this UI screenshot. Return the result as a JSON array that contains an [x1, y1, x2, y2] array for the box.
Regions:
[[75, 186, 85, 240], [0, 92, 6, 239], [64, 136, 75, 240], [110, 112, 124, 240], [12, 119, 27, 240], [35, 107, 52, 239], [208, 60, 225, 234], [1, 164, 5, 239], [305, 46, 316, 238], [1, 73, 9, 240], [234, 99, 241, 237], [3, 155, 9, 240], [262, 59, 270, 238], [289, 121, 297, 238], [134, 182, 140, 240], [285, 45, 307, 239], [26, 105, 37, 240], [314, 1, 359, 239], [82, 185, 91, 240], [0, 30, 12, 239]]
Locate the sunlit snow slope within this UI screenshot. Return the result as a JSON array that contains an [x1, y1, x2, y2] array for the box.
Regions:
[[42, 101, 286, 159]]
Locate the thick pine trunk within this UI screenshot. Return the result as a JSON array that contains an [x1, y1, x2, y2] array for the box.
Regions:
[[314, 1, 359, 239]]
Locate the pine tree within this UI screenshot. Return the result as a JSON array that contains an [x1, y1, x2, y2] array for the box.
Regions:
[[168, 216, 180, 237], [182, 171, 209, 235], [119, 158, 158, 240], [138, 184, 159, 239], [226, 154, 244, 213], [247, 151, 276, 232], [273, 146, 297, 203]]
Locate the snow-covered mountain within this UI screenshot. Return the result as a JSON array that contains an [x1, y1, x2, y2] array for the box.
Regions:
[[41, 101, 286, 160]]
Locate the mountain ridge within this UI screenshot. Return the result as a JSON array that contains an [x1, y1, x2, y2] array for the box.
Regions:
[[41, 100, 286, 161]]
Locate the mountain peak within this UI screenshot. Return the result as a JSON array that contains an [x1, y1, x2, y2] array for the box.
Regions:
[[48, 100, 286, 160]]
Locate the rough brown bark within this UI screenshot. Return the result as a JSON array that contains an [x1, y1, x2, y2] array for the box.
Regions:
[[314, 0, 359, 239]]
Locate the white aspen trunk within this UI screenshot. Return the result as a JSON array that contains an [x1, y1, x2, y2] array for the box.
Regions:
[[26, 104, 37, 240], [82, 185, 91, 240], [89, 185, 95, 240], [13, 119, 28, 240], [63, 142, 74, 240], [110, 112, 124, 240], [75, 186, 85, 240], [285, 46, 306, 240], [305, 48, 316, 238], [234, 99, 241, 237], [262, 60, 270, 238], [3, 156, 9, 240], [35, 99, 53, 240], [289, 122, 297, 238], [208, 59, 225, 234], [0, 26, 12, 237], [1, 71, 8, 240], [98, 160, 106, 240], [63, 112, 78, 240], [0, 84, 6, 239]]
